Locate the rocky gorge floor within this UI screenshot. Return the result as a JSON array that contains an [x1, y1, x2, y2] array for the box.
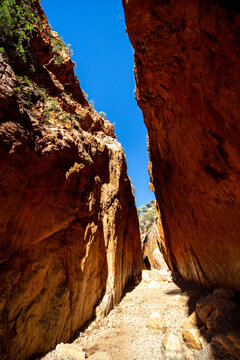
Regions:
[[36, 263, 210, 360]]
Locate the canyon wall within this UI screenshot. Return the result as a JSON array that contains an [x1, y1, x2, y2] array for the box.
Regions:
[[123, 0, 240, 290], [0, 2, 143, 359]]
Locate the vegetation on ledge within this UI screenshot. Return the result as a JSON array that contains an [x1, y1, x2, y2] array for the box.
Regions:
[[0, 0, 40, 62]]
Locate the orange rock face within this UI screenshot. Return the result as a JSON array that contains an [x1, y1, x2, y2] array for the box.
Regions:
[[123, 1, 240, 289], [0, 4, 143, 360]]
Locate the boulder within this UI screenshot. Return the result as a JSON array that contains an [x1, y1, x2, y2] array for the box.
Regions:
[[182, 311, 205, 350], [206, 304, 236, 333], [212, 289, 235, 300], [55, 343, 85, 359], [195, 344, 218, 360], [146, 311, 167, 331], [162, 334, 184, 360], [196, 294, 234, 324]]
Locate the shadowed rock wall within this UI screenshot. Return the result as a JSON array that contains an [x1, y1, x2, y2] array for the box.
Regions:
[[123, 0, 240, 290]]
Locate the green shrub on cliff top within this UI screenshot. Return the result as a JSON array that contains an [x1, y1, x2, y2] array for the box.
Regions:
[[0, 0, 39, 62], [51, 35, 73, 65], [99, 111, 107, 119]]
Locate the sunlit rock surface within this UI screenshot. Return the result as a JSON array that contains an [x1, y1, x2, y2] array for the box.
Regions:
[[0, 2, 143, 359]]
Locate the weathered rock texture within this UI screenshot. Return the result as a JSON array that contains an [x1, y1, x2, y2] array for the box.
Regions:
[[183, 288, 240, 359], [139, 200, 165, 270], [142, 223, 162, 270], [123, 0, 240, 290], [0, 3, 143, 360]]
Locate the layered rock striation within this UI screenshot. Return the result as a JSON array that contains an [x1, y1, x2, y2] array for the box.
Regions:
[[0, 2, 143, 359], [123, 0, 240, 290]]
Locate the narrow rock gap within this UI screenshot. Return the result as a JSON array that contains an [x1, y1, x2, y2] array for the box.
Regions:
[[1, 1, 239, 360], [34, 200, 211, 360]]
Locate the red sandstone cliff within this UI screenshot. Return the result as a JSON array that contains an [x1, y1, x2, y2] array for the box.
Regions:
[[0, 2, 143, 359], [123, 0, 240, 290]]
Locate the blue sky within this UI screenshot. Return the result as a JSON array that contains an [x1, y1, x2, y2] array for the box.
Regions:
[[41, 0, 155, 207]]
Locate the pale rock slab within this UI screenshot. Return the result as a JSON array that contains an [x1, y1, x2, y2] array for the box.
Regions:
[[182, 311, 204, 350], [146, 311, 167, 331], [162, 334, 185, 360], [55, 343, 85, 359]]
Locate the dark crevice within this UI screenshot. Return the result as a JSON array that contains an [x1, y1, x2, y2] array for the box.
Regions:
[[203, 164, 227, 181]]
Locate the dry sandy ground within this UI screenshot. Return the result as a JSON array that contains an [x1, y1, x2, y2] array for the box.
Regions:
[[38, 267, 207, 360]]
